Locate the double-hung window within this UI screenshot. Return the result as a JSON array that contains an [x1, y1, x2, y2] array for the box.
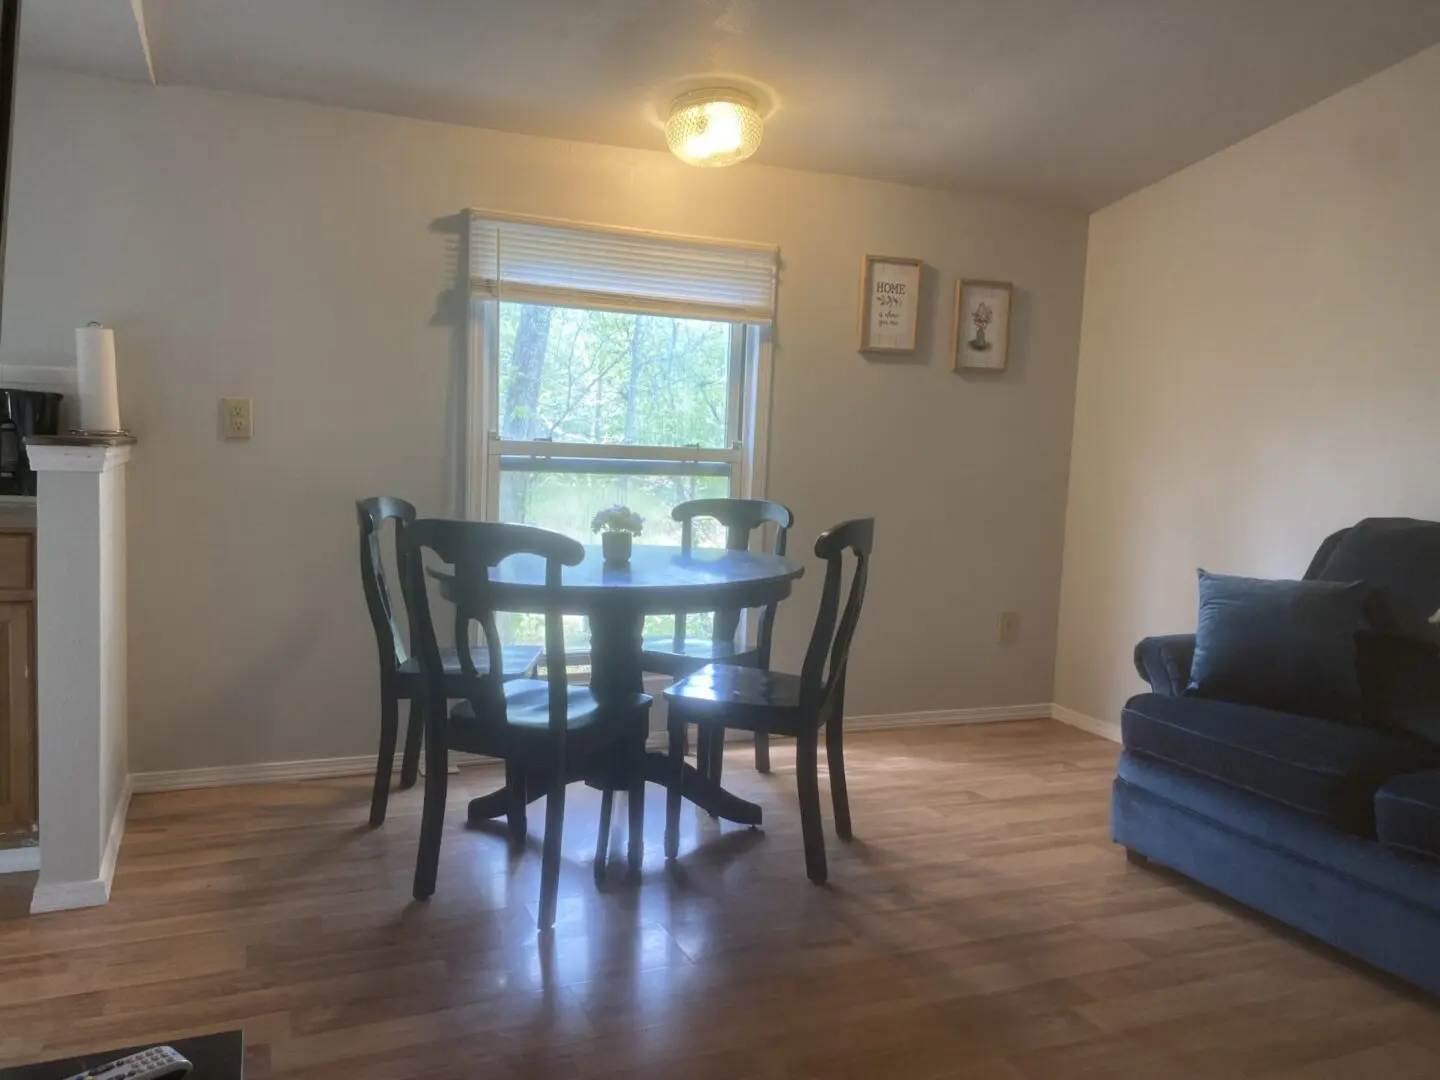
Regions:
[[465, 212, 778, 649]]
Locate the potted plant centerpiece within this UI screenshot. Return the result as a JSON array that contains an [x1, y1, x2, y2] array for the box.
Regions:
[[592, 505, 644, 567]]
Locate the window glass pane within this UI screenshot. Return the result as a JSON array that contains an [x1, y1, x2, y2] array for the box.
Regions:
[[497, 303, 733, 449], [496, 469, 729, 649], [498, 469, 729, 546]]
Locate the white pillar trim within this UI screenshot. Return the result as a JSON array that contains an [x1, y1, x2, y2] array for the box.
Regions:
[[28, 442, 133, 913], [25, 444, 132, 473]]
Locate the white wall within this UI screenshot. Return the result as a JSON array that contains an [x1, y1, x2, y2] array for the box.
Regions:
[[1056, 44, 1440, 726], [4, 67, 1087, 772]]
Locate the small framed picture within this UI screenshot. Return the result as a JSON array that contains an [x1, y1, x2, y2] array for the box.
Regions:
[[953, 280, 1013, 372], [858, 255, 923, 353]]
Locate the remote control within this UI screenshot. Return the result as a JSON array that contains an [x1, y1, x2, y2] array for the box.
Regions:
[[62, 1045, 193, 1080]]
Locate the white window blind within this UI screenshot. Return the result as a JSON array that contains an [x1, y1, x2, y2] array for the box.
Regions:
[[468, 210, 778, 324]]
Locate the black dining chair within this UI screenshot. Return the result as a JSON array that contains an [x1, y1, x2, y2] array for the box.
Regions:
[[663, 518, 874, 885], [641, 498, 793, 780], [356, 497, 542, 827], [398, 519, 652, 930]]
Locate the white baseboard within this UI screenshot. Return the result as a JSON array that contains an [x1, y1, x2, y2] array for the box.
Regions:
[[29, 775, 132, 913], [848, 703, 1052, 731], [643, 703, 1052, 750], [132, 753, 504, 793], [0, 844, 39, 874], [127, 704, 1104, 795], [132, 754, 386, 793], [1050, 703, 1121, 743]]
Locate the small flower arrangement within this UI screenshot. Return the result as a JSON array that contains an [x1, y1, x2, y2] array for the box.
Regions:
[[591, 505, 644, 536], [593, 505, 643, 566]]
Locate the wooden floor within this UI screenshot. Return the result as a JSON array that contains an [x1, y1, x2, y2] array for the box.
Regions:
[[0, 722, 1435, 1078]]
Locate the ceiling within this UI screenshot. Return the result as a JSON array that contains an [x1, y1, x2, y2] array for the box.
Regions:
[[20, 0, 1440, 208]]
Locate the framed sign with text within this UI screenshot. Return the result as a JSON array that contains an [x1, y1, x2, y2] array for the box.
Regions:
[[858, 255, 922, 353]]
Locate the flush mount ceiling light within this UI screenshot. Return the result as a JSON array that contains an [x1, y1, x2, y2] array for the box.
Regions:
[[664, 88, 763, 167]]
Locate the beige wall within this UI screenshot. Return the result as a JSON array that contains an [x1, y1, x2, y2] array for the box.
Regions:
[[1056, 44, 1440, 727], [3, 67, 1087, 772]]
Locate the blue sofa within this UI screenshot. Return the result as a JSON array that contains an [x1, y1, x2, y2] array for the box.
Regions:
[[1114, 520, 1440, 995]]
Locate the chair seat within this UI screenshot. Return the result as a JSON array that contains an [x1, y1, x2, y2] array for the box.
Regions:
[[399, 644, 542, 682], [664, 663, 804, 734], [1376, 771, 1440, 861], [1121, 693, 1436, 835], [448, 680, 651, 758], [641, 637, 758, 678]]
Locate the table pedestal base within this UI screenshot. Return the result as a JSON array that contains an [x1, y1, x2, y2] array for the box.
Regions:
[[466, 750, 761, 827]]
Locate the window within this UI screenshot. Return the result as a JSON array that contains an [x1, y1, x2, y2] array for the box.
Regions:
[[465, 212, 777, 649]]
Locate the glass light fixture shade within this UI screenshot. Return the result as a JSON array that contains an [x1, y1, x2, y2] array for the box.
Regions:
[[664, 89, 763, 167]]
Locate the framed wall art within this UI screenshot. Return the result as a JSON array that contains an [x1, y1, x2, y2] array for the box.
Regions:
[[858, 255, 922, 353], [953, 279, 1013, 372]]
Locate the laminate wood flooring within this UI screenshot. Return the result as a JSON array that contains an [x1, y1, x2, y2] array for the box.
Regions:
[[0, 722, 1434, 1078]]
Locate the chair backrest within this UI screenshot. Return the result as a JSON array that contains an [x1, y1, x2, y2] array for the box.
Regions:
[[799, 518, 875, 723], [397, 519, 584, 737], [672, 498, 794, 661], [356, 496, 417, 675]]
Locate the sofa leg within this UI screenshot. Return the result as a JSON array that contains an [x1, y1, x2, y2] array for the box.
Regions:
[[1125, 848, 1150, 867]]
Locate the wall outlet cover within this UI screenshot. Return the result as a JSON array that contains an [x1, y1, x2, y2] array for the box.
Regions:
[[221, 397, 253, 440]]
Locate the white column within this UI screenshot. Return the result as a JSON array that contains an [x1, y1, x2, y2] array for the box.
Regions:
[[26, 441, 132, 913]]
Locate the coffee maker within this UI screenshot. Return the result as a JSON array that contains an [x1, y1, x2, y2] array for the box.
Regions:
[[0, 388, 63, 495]]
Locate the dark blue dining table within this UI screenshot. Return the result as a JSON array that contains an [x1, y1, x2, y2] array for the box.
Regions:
[[434, 543, 804, 826]]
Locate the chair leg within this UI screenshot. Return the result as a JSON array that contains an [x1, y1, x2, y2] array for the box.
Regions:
[[665, 722, 685, 860], [412, 711, 448, 900], [754, 731, 771, 774], [697, 727, 720, 816], [369, 690, 400, 828], [692, 725, 709, 774], [795, 730, 827, 885], [537, 776, 568, 931], [399, 697, 423, 789], [627, 776, 646, 877], [709, 730, 725, 789], [594, 788, 614, 883], [826, 718, 852, 841], [506, 763, 529, 850]]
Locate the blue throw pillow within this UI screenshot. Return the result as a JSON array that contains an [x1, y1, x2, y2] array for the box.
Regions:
[[1187, 570, 1369, 722]]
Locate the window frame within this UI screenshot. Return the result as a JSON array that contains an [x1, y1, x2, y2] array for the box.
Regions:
[[464, 297, 774, 532]]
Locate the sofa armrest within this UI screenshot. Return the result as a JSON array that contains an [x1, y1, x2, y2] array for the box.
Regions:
[[1134, 634, 1197, 696]]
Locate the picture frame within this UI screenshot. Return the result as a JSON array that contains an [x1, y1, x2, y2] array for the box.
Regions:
[[858, 255, 923, 353], [953, 279, 1013, 372]]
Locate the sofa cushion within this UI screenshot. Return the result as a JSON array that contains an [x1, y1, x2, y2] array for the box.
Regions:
[[1187, 570, 1368, 723], [1375, 772, 1440, 862], [1316, 517, 1440, 644], [1121, 693, 1435, 835]]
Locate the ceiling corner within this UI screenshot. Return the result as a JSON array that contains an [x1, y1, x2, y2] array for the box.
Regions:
[[130, 0, 156, 84], [19, 0, 162, 85]]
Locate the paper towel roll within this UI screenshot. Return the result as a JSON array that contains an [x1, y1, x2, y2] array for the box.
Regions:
[[75, 324, 121, 432]]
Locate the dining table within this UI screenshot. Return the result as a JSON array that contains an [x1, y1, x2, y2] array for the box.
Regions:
[[433, 542, 804, 828]]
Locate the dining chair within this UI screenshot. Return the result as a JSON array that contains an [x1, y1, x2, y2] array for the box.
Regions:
[[663, 518, 874, 884], [641, 497, 793, 780], [398, 519, 652, 931], [356, 497, 542, 827]]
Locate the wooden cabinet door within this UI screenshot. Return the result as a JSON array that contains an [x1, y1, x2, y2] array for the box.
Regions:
[[0, 600, 34, 827]]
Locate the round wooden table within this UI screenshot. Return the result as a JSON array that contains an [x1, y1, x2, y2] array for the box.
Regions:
[[434, 544, 804, 827]]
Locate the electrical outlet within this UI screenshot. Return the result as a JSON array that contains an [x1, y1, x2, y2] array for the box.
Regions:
[[221, 397, 253, 440], [998, 611, 1019, 645]]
